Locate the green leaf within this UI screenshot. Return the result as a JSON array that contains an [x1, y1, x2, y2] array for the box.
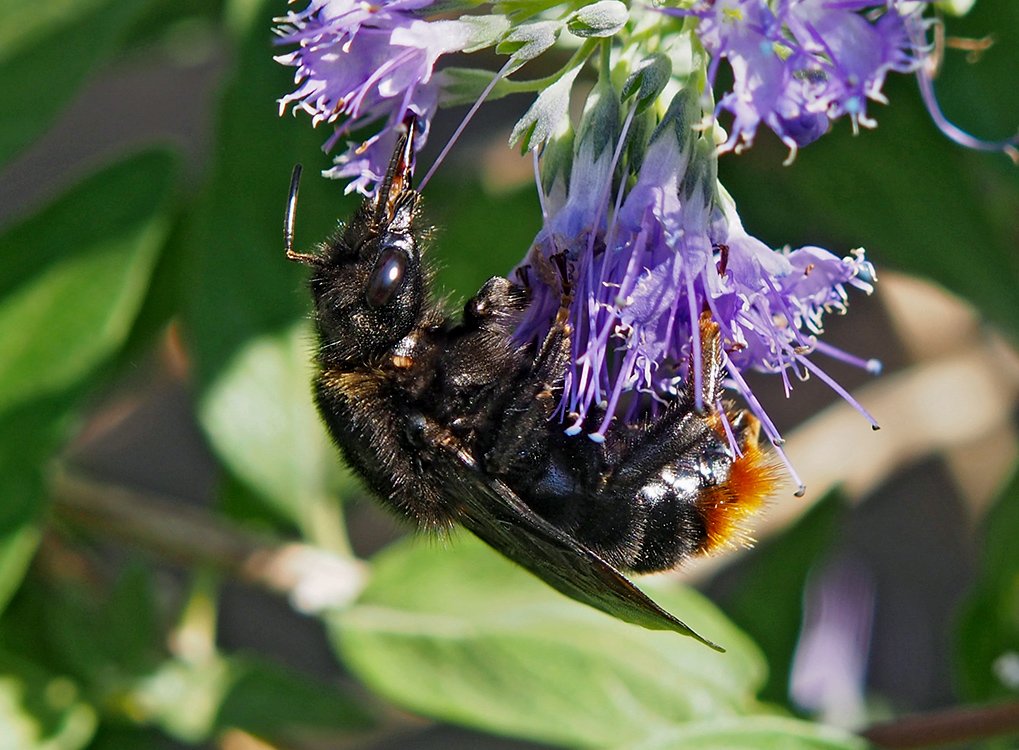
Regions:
[[130, 654, 373, 744], [718, 490, 847, 704], [199, 321, 353, 536], [85, 725, 179, 750], [183, 0, 352, 383], [330, 535, 766, 748], [438, 67, 503, 108], [622, 54, 672, 115], [0, 149, 176, 416], [41, 566, 162, 685], [0, 0, 155, 168], [0, 524, 39, 617], [0, 651, 97, 750], [0, 151, 173, 610], [426, 176, 541, 300], [956, 467, 1019, 701], [936, 0, 977, 16], [215, 658, 375, 737], [130, 655, 233, 744], [623, 715, 865, 750], [182, 0, 356, 531], [457, 14, 511, 53], [0, 394, 106, 619]]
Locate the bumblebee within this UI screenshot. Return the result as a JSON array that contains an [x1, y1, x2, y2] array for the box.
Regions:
[[285, 127, 778, 647]]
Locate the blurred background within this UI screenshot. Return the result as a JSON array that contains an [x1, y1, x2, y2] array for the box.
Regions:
[[1, 0, 1017, 748]]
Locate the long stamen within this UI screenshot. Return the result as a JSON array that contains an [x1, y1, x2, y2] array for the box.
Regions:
[[909, 15, 1019, 164], [813, 339, 882, 374], [795, 354, 881, 430], [419, 59, 515, 191]]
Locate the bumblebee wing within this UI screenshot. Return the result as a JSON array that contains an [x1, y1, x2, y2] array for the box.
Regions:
[[445, 448, 723, 650]]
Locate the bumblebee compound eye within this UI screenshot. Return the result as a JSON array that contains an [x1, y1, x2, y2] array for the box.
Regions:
[[366, 245, 408, 308]]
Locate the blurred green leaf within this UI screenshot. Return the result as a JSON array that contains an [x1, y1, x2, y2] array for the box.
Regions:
[[42, 566, 162, 686], [0, 525, 39, 618], [623, 715, 865, 750], [115, 0, 225, 56], [330, 535, 767, 748], [129, 655, 232, 744], [0, 541, 36, 624], [0, 395, 94, 618], [0, 651, 97, 750], [183, 0, 356, 530], [215, 658, 375, 738], [0, 0, 155, 168], [718, 490, 846, 704], [955, 467, 1019, 701], [183, 0, 349, 382], [1, 566, 370, 745], [718, 0, 1019, 338], [131, 653, 373, 744], [0, 149, 176, 416], [425, 175, 541, 302], [200, 321, 354, 540], [0, 151, 174, 612], [85, 725, 179, 750]]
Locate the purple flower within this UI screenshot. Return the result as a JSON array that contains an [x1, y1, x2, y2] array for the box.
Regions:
[[790, 559, 875, 728], [681, 0, 928, 155], [275, 0, 488, 194], [514, 88, 876, 480]]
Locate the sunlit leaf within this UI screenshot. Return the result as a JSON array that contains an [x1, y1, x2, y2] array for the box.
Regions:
[[199, 321, 354, 534], [623, 715, 865, 750], [0, 149, 176, 416], [330, 535, 766, 748]]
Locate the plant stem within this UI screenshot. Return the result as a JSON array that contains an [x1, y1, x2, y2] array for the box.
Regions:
[[50, 468, 366, 613], [861, 701, 1019, 748]]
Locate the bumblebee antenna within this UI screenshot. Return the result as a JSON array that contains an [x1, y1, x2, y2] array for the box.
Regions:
[[284, 164, 317, 264]]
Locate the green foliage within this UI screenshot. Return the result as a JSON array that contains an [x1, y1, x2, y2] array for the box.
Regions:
[[0, 0, 1016, 747], [333, 535, 765, 747], [0, 150, 175, 416], [956, 469, 1019, 701]]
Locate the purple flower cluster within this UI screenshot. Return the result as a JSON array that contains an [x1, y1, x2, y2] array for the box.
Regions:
[[683, 0, 929, 155], [275, 0, 479, 194], [515, 89, 876, 475]]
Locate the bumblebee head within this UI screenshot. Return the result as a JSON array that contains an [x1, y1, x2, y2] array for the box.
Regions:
[[286, 122, 427, 363]]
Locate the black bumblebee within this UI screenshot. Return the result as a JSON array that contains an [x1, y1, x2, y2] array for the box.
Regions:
[[285, 126, 778, 647]]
